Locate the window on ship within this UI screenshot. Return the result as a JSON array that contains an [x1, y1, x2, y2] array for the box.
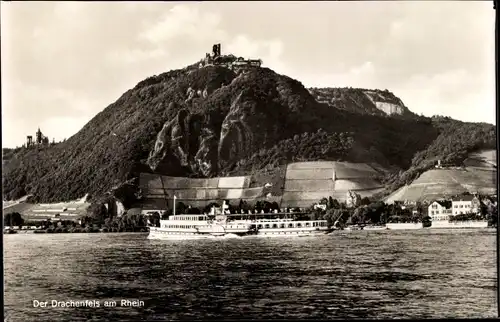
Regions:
[[297, 223, 302, 228], [288, 223, 293, 228], [305, 222, 311, 227], [272, 224, 278, 228], [280, 223, 285, 228], [257, 224, 263, 229], [265, 224, 270, 229]]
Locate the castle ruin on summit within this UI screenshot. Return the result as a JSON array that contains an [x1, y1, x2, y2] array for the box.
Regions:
[[198, 44, 262, 71]]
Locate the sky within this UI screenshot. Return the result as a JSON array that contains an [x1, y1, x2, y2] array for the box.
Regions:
[[1, 1, 496, 148]]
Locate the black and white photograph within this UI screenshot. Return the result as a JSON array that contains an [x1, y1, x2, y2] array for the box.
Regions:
[[2, 1, 498, 320]]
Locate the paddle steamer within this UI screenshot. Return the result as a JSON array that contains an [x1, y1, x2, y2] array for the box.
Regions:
[[148, 201, 331, 239]]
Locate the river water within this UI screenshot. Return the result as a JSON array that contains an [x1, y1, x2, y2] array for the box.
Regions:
[[4, 229, 498, 321]]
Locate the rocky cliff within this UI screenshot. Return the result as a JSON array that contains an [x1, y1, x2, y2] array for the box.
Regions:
[[308, 87, 413, 117]]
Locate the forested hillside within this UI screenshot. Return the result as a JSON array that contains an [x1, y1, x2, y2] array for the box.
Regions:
[[2, 61, 495, 204]]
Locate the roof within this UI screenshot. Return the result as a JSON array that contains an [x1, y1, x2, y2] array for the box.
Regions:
[[451, 195, 476, 202], [431, 200, 452, 209], [125, 208, 143, 216]]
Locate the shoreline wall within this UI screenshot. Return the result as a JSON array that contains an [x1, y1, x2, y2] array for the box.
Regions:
[[430, 220, 489, 229], [386, 223, 423, 230], [139, 161, 387, 209]]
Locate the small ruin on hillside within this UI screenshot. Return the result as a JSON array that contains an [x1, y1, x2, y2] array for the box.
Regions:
[[198, 43, 262, 72], [26, 127, 50, 148]]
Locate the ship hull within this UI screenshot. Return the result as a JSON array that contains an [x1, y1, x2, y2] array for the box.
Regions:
[[147, 227, 257, 240], [147, 227, 330, 240]]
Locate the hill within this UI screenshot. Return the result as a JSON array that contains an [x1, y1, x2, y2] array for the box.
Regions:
[[2, 53, 496, 205], [385, 150, 497, 203]]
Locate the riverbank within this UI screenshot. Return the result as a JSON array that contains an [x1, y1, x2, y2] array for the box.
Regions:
[[430, 220, 489, 229], [343, 221, 493, 231], [4, 227, 149, 234]]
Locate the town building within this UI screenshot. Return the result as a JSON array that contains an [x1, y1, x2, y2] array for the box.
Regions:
[[451, 195, 480, 216], [314, 203, 327, 211], [427, 200, 452, 221]]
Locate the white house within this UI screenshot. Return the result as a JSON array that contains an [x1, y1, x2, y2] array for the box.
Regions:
[[451, 195, 480, 216], [428, 200, 453, 221], [314, 204, 327, 211]]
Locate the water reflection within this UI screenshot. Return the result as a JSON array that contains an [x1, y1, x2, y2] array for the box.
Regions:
[[4, 230, 498, 321]]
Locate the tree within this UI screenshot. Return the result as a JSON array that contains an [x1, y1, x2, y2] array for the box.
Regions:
[[104, 218, 112, 229], [327, 196, 335, 209], [87, 202, 108, 224], [479, 202, 489, 217], [323, 208, 339, 227], [270, 202, 280, 211], [360, 197, 371, 206], [148, 212, 161, 227], [349, 207, 368, 225], [112, 181, 140, 209], [4, 212, 24, 227], [486, 204, 498, 227], [10, 187, 26, 200], [186, 207, 201, 214], [175, 202, 187, 215], [422, 215, 432, 228], [203, 202, 220, 214]]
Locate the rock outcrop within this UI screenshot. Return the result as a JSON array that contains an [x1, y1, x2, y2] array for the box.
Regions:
[[147, 108, 220, 177], [309, 87, 413, 117], [346, 190, 362, 208], [147, 89, 280, 176]]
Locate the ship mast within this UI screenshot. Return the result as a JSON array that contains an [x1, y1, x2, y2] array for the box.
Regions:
[[158, 174, 170, 218], [173, 195, 177, 216]]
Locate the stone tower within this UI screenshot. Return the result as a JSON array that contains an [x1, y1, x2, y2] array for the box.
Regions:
[[36, 127, 43, 145], [27, 136, 33, 147]]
